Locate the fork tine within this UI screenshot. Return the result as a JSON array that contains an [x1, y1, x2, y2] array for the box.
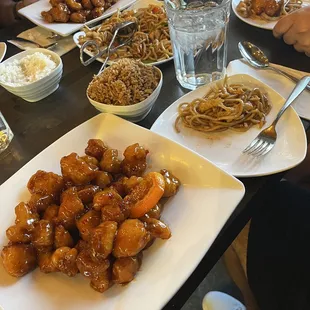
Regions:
[[247, 139, 264, 155], [251, 141, 268, 156], [253, 141, 269, 157], [243, 137, 260, 153], [258, 143, 275, 157]]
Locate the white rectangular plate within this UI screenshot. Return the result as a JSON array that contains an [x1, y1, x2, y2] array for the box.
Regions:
[[18, 0, 136, 37], [0, 113, 244, 310], [151, 74, 307, 177]]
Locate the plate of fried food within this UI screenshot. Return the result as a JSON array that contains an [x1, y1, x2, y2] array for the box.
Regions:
[[73, 0, 173, 66], [151, 74, 307, 177], [232, 0, 308, 30], [18, 0, 136, 37], [0, 113, 244, 310]]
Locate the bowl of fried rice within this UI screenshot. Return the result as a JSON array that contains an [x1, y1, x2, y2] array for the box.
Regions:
[[87, 58, 163, 122]]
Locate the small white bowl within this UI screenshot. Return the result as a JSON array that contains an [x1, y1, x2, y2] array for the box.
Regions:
[[0, 48, 63, 102], [87, 67, 163, 122]]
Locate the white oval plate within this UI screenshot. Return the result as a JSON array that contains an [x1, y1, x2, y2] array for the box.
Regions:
[[151, 74, 307, 177], [0, 113, 244, 310], [232, 0, 310, 30], [73, 0, 174, 66], [18, 0, 136, 37]]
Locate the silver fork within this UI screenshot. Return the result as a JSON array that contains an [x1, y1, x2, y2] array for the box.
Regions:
[[243, 75, 310, 157]]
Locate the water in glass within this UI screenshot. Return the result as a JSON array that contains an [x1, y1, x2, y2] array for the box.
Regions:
[[165, 0, 230, 90]]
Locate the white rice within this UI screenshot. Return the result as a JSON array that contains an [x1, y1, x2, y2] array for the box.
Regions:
[[0, 52, 57, 87]]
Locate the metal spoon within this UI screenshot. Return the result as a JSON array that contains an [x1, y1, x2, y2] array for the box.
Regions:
[[238, 41, 310, 92], [80, 21, 137, 74]]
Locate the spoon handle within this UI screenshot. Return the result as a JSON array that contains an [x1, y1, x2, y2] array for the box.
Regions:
[[268, 66, 310, 92], [273, 76, 310, 126]]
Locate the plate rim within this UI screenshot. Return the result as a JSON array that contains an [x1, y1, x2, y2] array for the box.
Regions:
[[150, 73, 307, 178]]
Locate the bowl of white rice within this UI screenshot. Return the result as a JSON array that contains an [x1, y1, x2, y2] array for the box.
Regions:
[[0, 48, 63, 102]]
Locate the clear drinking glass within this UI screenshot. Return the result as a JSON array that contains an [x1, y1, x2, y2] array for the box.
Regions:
[[0, 112, 13, 153], [165, 0, 231, 90]]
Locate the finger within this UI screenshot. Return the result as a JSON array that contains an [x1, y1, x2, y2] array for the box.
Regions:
[[306, 52, 310, 57], [283, 28, 298, 45], [273, 15, 295, 38], [294, 43, 307, 53]]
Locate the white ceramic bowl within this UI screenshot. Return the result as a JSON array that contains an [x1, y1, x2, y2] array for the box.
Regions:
[[87, 67, 163, 122], [0, 48, 63, 102]]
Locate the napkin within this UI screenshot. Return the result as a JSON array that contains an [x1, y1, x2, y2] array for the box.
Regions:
[[8, 26, 77, 57], [227, 59, 310, 121]]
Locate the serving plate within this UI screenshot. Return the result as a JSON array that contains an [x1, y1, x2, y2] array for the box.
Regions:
[[0, 113, 244, 310], [73, 0, 174, 66], [232, 0, 310, 30], [18, 0, 136, 37], [151, 74, 307, 177]]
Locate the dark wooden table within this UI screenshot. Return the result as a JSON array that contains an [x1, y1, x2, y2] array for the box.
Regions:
[[0, 10, 310, 310]]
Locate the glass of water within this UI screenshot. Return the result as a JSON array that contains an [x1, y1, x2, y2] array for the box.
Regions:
[[165, 0, 231, 90], [0, 112, 13, 153]]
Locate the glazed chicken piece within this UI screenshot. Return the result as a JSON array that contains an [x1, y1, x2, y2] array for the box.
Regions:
[[113, 219, 150, 258], [32, 220, 55, 250], [144, 204, 162, 220], [252, 0, 283, 16], [112, 253, 142, 284], [142, 218, 171, 239], [38, 251, 58, 273], [50, 0, 65, 6], [93, 171, 112, 189], [81, 0, 94, 9], [91, 0, 105, 7], [76, 210, 101, 241], [49, 3, 71, 22], [78, 185, 100, 204], [160, 169, 180, 198], [41, 11, 55, 23], [57, 188, 84, 230], [27, 170, 64, 199], [54, 225, 74, 248], [89, 221, 118, 260], [61, 152, 97, 185], [99, 149, 121, 174], [1, 244, 37, 277], [43, 204, 60, 221], [28, 193, 56, 213], [51, 247, 79, 277], [65, 0, 82, 11], [93, 189, 129, 223], [85, 139, 108, 161], [90, 269, 112, 293], [122, 176, 143, 195], [6, 224, 33, 243], [121, 143, 149, 177], [15, 202, 39, 226], [81, 155, 99, 170], [91, 6, 105, 18], [76, 249, 110, 278]]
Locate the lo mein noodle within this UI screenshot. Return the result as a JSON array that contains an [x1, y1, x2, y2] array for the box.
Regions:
[[175, 77, 272, 133]]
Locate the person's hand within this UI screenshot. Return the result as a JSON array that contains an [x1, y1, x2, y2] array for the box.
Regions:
[[273, 7, 310, 57]]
